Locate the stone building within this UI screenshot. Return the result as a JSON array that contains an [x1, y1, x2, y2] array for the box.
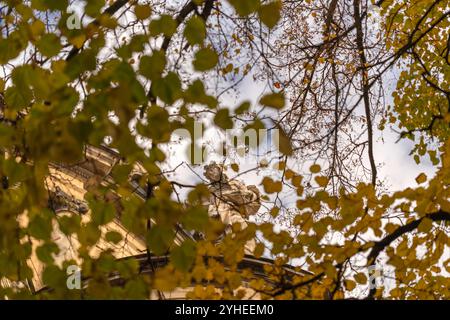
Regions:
[[1, 145, 305, 299]]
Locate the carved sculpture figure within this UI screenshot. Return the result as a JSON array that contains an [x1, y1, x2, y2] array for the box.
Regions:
[[204, 162, 261, 254]]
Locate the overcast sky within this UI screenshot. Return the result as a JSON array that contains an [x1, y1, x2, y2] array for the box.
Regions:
[[163, 65, 437, 204]]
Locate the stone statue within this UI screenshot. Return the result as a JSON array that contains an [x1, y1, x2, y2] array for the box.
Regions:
[[204, 162, 260, 254]]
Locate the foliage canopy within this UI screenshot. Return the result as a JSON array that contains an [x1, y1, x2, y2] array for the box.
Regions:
[[0, 0, 449, 300]]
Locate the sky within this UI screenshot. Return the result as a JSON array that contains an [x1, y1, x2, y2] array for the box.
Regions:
[[53, 0, 439, 197], [162, 66, 438, 198]]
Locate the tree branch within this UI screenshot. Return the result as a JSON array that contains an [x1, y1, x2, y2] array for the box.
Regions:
[[66, 0, 131, 61], [366, 210, 450, 299], [353, 0, 377, 186]]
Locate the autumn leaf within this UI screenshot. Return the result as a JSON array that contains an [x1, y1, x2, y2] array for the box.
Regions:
[[184, 16, 206, 45], [228, 0, 260, 16], [193, 48, 219, 71], [415, 173, 427, 184], [262, 177, 282, 193], [134, 4, 152, 20], [310, 164, 321, 173], [315, 176, 329, 187], [260, 92, 285, 109], [258, 1, 282, 29]]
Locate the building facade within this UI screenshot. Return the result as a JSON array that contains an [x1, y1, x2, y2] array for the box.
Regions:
[[2, 145, 304, 299]]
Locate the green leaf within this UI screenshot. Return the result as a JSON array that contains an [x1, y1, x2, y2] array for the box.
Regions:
[[79, 222, 102, 246], [184, 16, 206, 45], [276, 124, 293, 155], [36, 243, 59, 264], [228, 0, 260, 16], [128, 34, 148, 53], [36, 34, 62, 57], [90, 201, 116, 226], [146, 225, 175, 255], [214, 108, 234, 130], [42, 266, 68, 290], [124, 279, 148, 299], [0, 30, 28, 64], [182, 207, 209, 231], [111, 164, 133, 184], [260, 92, 285, 109], [235, 101, 251, 114], [184, 80, 218, 108], [64, 49, 97, 80], [149, 15, 177, 37], [28, 210, 53, 240], [151, 72, 182, 104], [258, 1, 282, 29], [138, 106, 172, 142], [193, 48, 218, 71], [58, 215, 82, 236], [36, 0, 68, 11], [134, 4, 152, 20], [31, 0, 48, 10], [4, 86, 31, 110], [30, 20, 46, 38], [85, 0, 105, 17], [170, 240, 196, 272], [105, 231, 123, 244], [139, 51, 166, 81]]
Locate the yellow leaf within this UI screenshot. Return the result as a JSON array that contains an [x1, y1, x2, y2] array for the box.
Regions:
[[30, 20, 45, 37], [396, 239, 409, 256], [417, 217, 433, 233], [354, 273, 367, 284], [415, 173, 427, 184], [258, 0, 282, 29], [323, 198, 336, 211], [70, 34, 86, 49], [344, 279, 356, 291], [262, 177, 282, 193], [292, 175, 303, 187], [275, 161, 286, 170], [310, 164, 321, 173], [260, 92, 285, 109], [315, 176, 329, 187], [193, 285, 206, 299], [285, 169, 294, 179], [253, 243, 265, 258], [270, 207, 280, 218], [385, 223, 397, 234]]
